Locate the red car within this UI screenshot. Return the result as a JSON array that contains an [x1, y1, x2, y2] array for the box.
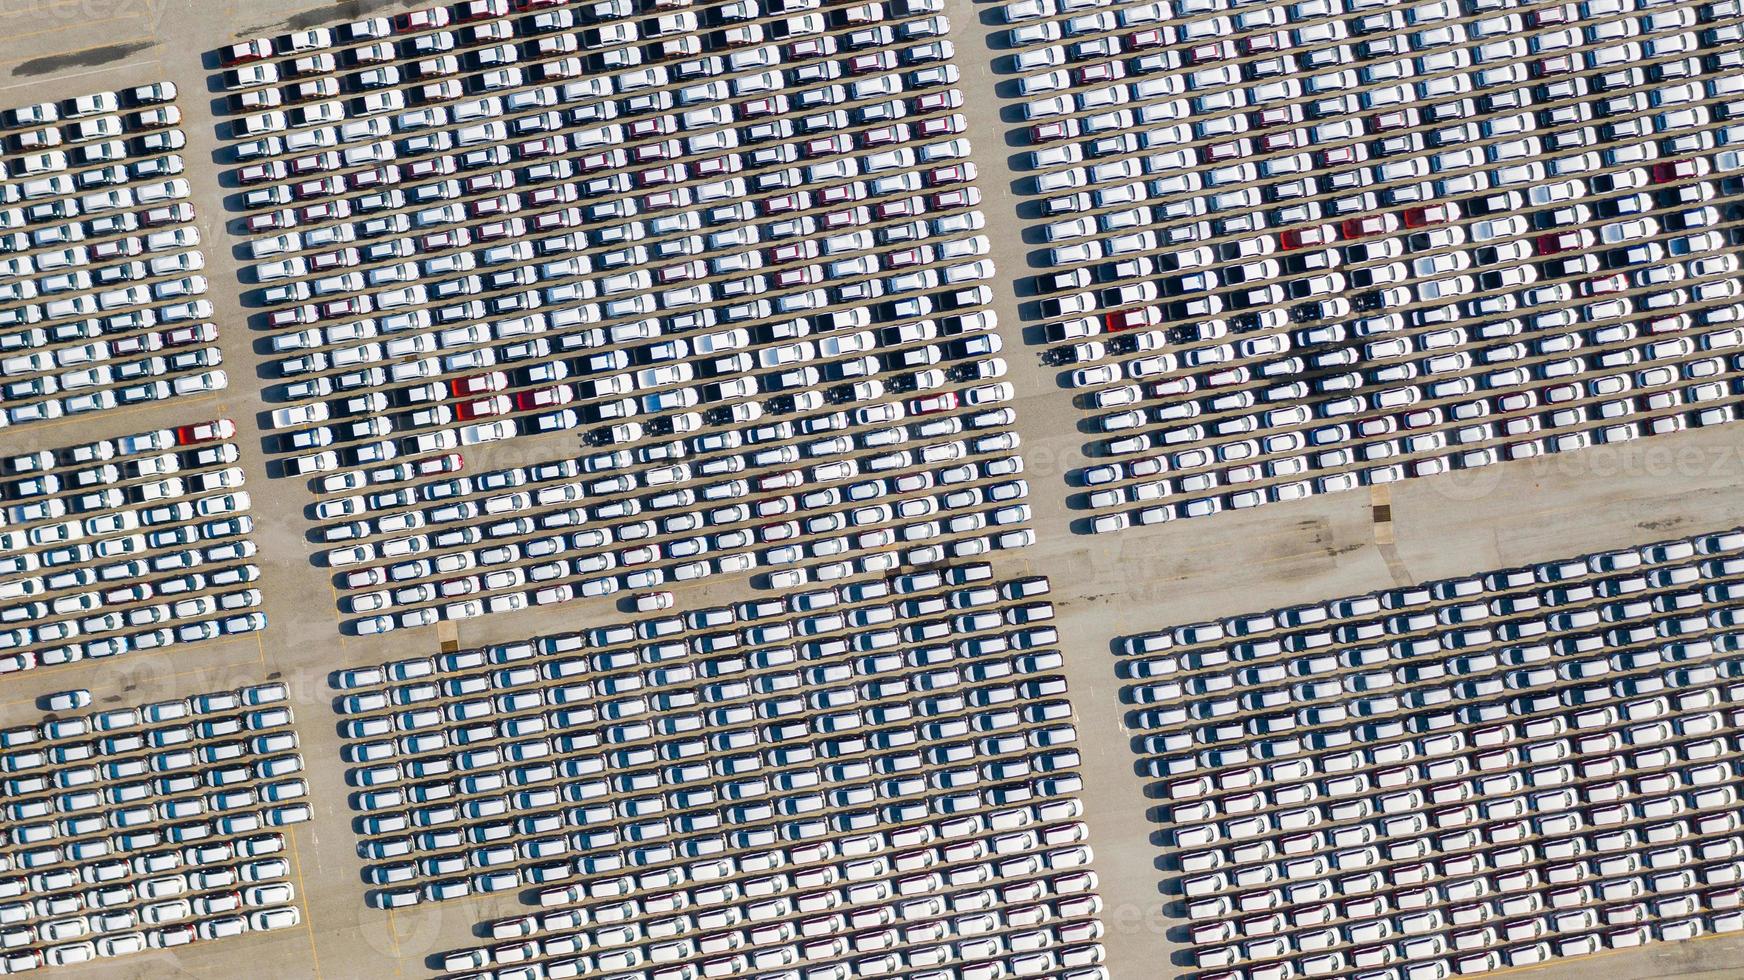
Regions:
[[909, 392, 959, 415], [1074, 62, 1122, 86], [767, 241, 815, 264], [1537, 232, 1577, 254], [910, 90, 961, 114], [1240, 31, 1280, 55], [631, 138, 676, 165], [420, 228, 471, 251], [739, 96, 783, 118], [237, 161, 286, 185], [307, 249, 355, 273], [1127, 28, 1167, 49], [297, 199, 350, 224], [817, 183, 864, 207], [453, 396, 508, 422], [874, 197, 919, 222], [1258, 130, 1300, 153], [513, 386, 573, 411], [847, 51, 892, 75], [924, 163, 975, 187], [1029, 119, 1080, 144], [1370, 110, 1414, 133], [161, 323, 216, 347], [626, 116, 673, 140], [1103, 308, 1156, 332], [929, 187, 979, 211], [416, 453, 463, 477], [293, 177, 342, 200], [1402, 203, 1458, 228], [1652, 159, 1705, 183], [449, 372, 507, 398], [245, 210, 295, 233], [636, 164, 683, 188], [693, 155, 738, 178], [221, 39, 273, 66], [762, 192, 806, 216], [474, 218, 524, 242], [350, 165, 399, 189], [318, 297, 368, 320], [885, 247, 926, 269], [142, 203, 194, 227], [1532, 54, 1577, 76], [1200, 141, 1244, 164], [289, 151, 341, 176], [1184, 41, 1231, 65], [1280, 226, 1331, 251], [917, 115, 963, 138], [110, 334, 161, 356], [1252, 106, 1296, 129], [175, 419, 236, 446], [1317, 144, 1364, 167], [641, 189, 684, 212], [820, 207, 865, 231], [395, 7, 451, 30]]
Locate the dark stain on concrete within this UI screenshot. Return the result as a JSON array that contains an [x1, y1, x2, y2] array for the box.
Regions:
[[238, 0, 420, 36], [11, 40, 155, 76]]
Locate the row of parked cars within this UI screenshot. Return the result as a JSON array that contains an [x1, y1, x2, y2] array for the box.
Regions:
[[0, 83, 223, 428], [0, 683, 304, 969], [1079, 308, 1744, 533], [1120, 525, 1744, 978], [0, 419, 264, 674], [446, 877, 1103, 980], [328, 405, 1029, 631], [997, 0, 1744, 529], [329, 565, 1106, 975], [1183, 698, 1744, 978], [212, 0, 1038, 627]]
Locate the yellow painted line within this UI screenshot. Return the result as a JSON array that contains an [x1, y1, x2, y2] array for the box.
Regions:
[[0, 0, 109, 16], [326, 579, 352, 648], [385, 908, 405, 977], [285, 829, 325, 980]]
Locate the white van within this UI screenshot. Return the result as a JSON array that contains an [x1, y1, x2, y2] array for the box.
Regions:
[[454, 121, 505, 146]]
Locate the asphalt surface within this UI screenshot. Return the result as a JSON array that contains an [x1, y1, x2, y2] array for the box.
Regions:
[[4, 0, 1744, 977]]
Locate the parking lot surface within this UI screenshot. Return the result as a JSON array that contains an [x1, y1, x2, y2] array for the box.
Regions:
[[5, 0, 1744, 978]]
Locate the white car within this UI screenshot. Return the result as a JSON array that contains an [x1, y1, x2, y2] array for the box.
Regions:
[[270, 403, 330, 429], [41, 689, 91, 711]]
